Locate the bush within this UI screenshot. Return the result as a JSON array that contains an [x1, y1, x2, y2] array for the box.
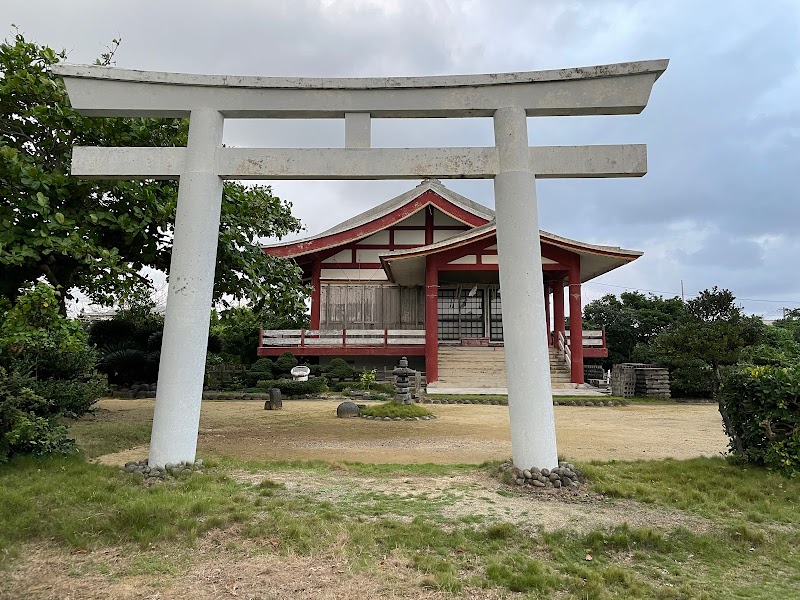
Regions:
[[356, 381, 396, 396], [721, 365, 800, 476], [0, 369, 76, 462], [273, 352, 299, 377], [359, 402, 434, 418], [256, 376, 328, 396], [324, 358, 354, 381], [30, 374, 107, 418], [243, 357, 274, 387]]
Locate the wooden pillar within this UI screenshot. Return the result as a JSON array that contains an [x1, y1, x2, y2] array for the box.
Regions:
[[568, 265, 584, 385], [424, 255, 439, 383], [310, 258, 322, 330], [552, 277, 566, 346], [544, 282, 551, 346]]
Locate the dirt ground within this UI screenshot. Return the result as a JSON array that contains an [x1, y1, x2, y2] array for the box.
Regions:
[[93, 398, 728, 465], [3, 400, 731, 600]]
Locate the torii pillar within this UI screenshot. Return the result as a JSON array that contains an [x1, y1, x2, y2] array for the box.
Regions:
[[53, 60, 667, 470]]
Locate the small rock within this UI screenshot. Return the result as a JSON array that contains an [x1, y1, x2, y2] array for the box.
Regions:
[[541, 468, 550, 477], [336, 401, 361, 418], [522, 470, 532, 479], [549, 473, 559, 482], [515, 477, 525, 486], [553, 480, 562, 489], [383, 417, 392, 421], [531, 467, 541, 475], [532, 480, 545, 487]]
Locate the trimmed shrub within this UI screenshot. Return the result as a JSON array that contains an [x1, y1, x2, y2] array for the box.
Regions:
[[244, 357, 274, 387], [721, 365, 800, 476], [257, 376, 328, 396], [273, 352, 299, 377], [324, 358, 354, 381]]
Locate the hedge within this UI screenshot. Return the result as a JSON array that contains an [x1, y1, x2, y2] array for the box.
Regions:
[[256, 376, 328, 396], [721, 365, 800, 476]]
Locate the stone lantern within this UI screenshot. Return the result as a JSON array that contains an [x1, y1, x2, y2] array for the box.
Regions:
[[392, 357, 414, 405]]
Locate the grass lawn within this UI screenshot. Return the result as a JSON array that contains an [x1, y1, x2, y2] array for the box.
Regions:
[[1, 404, 795, 598]]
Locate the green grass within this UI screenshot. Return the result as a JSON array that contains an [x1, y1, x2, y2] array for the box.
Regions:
[[0, 455, 257, 557], [2, 452, 800, 597], [67, 419, 152, 459], [581, 457, 800, 524], [359, 401, 434, 418]]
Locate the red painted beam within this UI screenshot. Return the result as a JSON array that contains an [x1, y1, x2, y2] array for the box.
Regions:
[[583, 348, 609, 358]]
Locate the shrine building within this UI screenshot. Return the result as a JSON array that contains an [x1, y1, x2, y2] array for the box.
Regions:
[[260, 180, 641, 392]]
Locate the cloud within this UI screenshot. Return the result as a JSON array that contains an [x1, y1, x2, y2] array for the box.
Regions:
[[3, 0, 799, 313]]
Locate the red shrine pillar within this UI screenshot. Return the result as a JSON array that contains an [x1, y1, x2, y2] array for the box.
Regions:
[[424, 255, 439, 383], [552, 278, 565, 348], [310, 258, 321, 330], [568, 264, 584, 384], [544, 282, 552, 346]]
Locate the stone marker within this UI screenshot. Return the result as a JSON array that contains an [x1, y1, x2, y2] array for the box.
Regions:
[[264, 388, 282, 410], [336, 401, 360, 418]]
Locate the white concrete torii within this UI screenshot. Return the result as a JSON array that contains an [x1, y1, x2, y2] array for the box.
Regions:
[[53, 60, 668, 470]]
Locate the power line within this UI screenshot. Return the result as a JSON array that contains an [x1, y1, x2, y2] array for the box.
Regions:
[[584, 281, 800, 305]]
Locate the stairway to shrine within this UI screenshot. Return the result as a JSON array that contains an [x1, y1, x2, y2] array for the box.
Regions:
[[430, 346, 576, 393]]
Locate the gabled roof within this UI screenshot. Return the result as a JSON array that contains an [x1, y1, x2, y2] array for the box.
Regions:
[[263, 179, 492, 259], [380, 222, 643, 285], [264, 180, 643, 285]]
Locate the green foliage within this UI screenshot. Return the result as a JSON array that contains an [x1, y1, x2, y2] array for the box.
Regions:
[[242, 358, 274, 387], [324, 357, 355, 381], [583, 292, 685, 368], [88, 300, 163, 385], [359, 402, 434, 418], [721, 365, 800, 475], [0, 283, 94, 379], [0, 369, 76, 462], [0, 31, 307, 312], [358, 368, 377, 391], [273, 352, 299, 376], [30, 375, 108, 418], [654, 288, 765, 397], [739, 325, 800, 367], [256, 376, 328, 396]]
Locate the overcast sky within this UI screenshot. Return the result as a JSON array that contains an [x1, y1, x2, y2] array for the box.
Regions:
[[5, 0, 799, 316]]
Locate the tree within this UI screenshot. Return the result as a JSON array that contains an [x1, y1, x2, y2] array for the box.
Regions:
[[582, 291, 685, 367], [653, 288, 764, 436], [0, 31, 307, 316]]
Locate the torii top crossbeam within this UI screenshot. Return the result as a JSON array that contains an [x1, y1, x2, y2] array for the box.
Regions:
[[52, 59, 667, 471]]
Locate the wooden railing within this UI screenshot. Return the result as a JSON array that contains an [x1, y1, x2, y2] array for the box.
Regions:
[[260, 328, 426, 349], [563, 329, 606, 347], [557, 328, 606, 369], [557, 330, 571, 369]]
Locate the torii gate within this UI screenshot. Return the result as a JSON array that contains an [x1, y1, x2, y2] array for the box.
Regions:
[[53, 60, 668, 469]]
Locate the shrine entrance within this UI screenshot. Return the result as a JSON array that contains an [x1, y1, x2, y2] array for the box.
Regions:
[[53, 59, 667, 470]]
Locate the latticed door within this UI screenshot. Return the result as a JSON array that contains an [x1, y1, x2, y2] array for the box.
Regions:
[[437, 288, 485, 340], [489, 287, 504, 341]]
